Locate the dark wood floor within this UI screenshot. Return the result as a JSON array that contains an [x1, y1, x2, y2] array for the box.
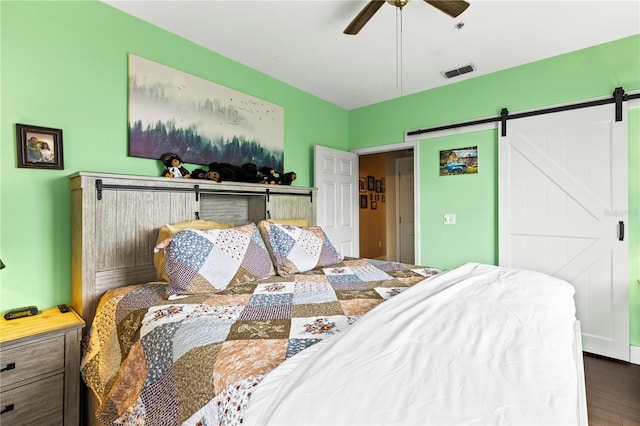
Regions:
[[584, 353, 640, 425]]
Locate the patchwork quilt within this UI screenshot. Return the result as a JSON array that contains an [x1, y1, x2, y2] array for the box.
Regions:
[[81, 258, 440, 426]]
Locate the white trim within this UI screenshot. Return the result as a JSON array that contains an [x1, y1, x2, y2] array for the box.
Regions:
[[413, 144, 421, 263], [350, 141, 420, 263], [351, 140, 415, 155], [575, 321, 588, 426], [630, 345, 640, 365], [627, 99, 638, 365], [405, 91, 640, 142]]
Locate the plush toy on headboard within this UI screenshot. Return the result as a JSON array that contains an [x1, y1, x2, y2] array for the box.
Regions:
[[160, 153, 190, 178], [260, 166, 278, 184], [191, 168, 207, 179], [278, 172, 297, 185], [207, 162, 236, 182], [241, 163, 263, 183]]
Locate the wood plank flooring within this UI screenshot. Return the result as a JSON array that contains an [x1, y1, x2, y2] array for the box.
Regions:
[[584, 353, 640, 425]]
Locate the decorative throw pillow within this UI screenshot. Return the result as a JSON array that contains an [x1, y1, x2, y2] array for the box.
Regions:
[[257, 218, 309, 254], [259, 221, 344, 276], [164, 223, 275, 295], [266, 218, 309, 227], [153, 219, 234, 282]]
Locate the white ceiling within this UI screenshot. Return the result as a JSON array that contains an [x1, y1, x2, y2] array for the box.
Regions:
[[103, 0, 640, 110]]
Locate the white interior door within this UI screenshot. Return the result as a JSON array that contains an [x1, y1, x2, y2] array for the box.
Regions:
[[499, 103, 629, 361], [396, 157, 415, 264], [314, 145, 359, 257]]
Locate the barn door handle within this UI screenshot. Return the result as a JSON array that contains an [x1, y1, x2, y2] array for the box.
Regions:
[[618, 221, 624, 241]]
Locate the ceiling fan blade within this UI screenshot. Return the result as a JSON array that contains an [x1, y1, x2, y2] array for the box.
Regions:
[[344, 1, 385, 35], [424, 0, 470, 18]]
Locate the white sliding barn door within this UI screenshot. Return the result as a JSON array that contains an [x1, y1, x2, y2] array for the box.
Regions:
[[314, 145, 359, 257], [499, 104, 629, 361]]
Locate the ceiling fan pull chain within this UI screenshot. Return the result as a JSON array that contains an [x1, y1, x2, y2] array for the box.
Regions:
[[395, 8, 400, 89], [395, 7, 404, 98], [400, 7, 404, 100]]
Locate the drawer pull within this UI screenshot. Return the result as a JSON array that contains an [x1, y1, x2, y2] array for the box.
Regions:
[[0, 362, 15, 372], [1, 404, 14, 414]]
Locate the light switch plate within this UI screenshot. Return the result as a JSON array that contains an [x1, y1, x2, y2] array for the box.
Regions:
[[444, 213, 456, 225]]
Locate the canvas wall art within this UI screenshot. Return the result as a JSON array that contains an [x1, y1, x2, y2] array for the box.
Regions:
[[439, 146, 478, 176], [128, 54, 284, 171]]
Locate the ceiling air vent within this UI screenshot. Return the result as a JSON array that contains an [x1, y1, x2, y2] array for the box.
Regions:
[[442, 64, 475, 79]]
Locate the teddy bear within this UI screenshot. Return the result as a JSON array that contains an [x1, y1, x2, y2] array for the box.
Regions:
[[260, 166, 278, 184], [160, 153, 190, 178], [191, 168, 207, 179], [241, 163, 263, 183], [207, 162, 236, 182], [278, 171, 297, 185], [206, 170, 221, 182]]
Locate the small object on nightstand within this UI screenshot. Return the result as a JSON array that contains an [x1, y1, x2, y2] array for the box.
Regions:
[[3, 306, 39, 320], [57, 304, 70, 313]]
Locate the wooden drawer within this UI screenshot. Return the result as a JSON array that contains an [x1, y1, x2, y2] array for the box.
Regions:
[[0, 336, 64, 389], [0, 373, 63, 425]]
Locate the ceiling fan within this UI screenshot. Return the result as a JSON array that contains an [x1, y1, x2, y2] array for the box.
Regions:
[[344, 0, 470, 35]]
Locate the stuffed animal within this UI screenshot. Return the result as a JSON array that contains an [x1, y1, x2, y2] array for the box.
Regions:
[[241, 163, 262, 183], [207, 162, 236, 182], [160, 153, 190, 178], [278, 172, 297, 185], [206, 170, 221, 182], [191, 168, 207, 179], [260, 166, 278, 184]]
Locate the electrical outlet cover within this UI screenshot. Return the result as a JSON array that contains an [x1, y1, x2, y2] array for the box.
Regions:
[[444, 214, 456, 225]]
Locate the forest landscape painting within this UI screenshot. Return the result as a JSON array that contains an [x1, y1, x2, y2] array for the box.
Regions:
[[128, 54, 284, 171]]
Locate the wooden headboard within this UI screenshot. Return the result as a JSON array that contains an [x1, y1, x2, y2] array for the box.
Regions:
[[70, 172, 316, 332]]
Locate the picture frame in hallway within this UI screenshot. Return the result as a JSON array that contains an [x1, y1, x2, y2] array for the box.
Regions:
[[359, 178, 366, 192], [371, 201, 377, 210], [360, 194, 368, 209], [15, 123, 64, 170], [367, 176, 375, 191]]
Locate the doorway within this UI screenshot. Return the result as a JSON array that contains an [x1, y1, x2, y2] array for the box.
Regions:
[[359, 149, 414, 262]]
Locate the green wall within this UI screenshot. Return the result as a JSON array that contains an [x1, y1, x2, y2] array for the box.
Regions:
[[0, 1, 348, 312], [349, 35, 640, 346]]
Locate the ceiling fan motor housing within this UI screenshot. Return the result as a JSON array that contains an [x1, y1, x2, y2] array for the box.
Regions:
[[386, 0, 411, 8]]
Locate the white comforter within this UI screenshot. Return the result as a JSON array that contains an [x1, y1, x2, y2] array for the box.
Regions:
[[244, 263, 581, 425]]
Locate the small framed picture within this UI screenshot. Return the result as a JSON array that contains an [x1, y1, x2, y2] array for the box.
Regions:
[[375, 194, 380, 201], [360, 194, 368, 209], [367, 175, 375, 191], [371, 201, 377, 210], [16, 124, 64, 170], [359, 178, 366, 192], [370, 193, 374, 201], [375, 180, 382, 193], [382, 195, 386, 203]]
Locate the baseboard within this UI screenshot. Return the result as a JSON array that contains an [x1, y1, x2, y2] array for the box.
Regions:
[[630, 345, 640, 365]]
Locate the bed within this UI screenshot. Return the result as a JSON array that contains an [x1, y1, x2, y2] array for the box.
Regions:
[[70, 172, 588, 425]]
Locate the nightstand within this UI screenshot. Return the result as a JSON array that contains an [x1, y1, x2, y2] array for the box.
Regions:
[[0, 307, 84, 425]]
